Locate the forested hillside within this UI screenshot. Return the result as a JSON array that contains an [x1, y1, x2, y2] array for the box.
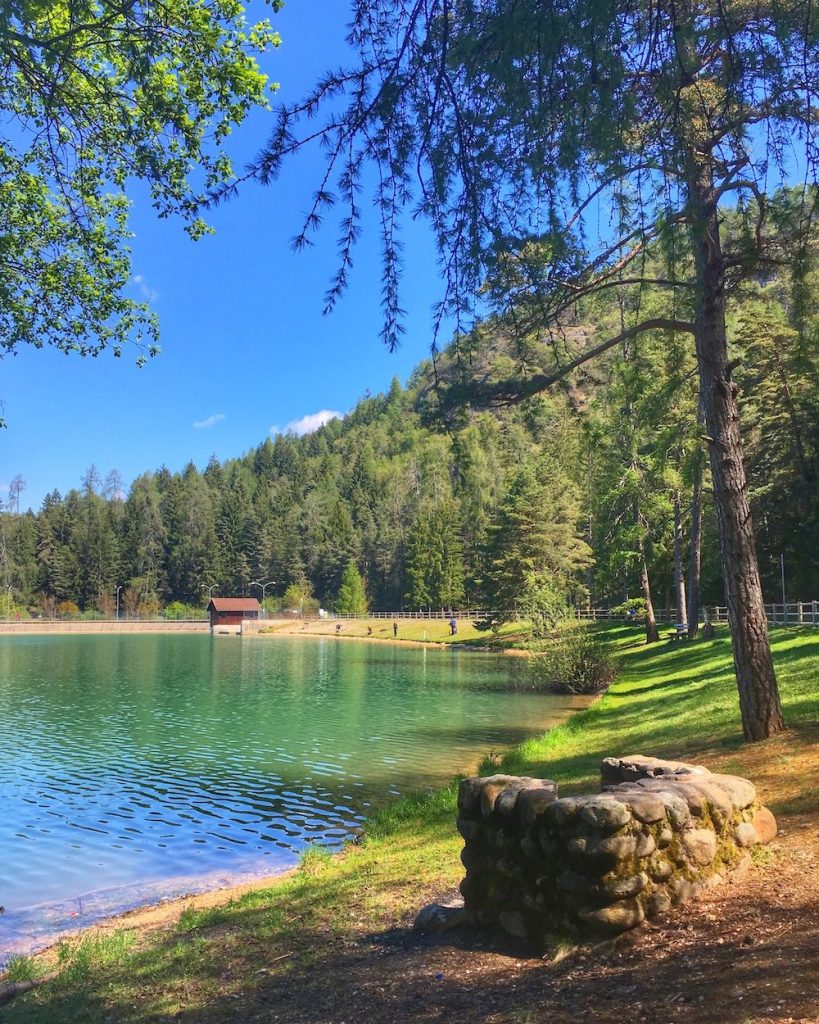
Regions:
[[3, 206, 818, 619]]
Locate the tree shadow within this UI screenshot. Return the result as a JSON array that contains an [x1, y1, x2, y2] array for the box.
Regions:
[[20, 886, 818, 1024]]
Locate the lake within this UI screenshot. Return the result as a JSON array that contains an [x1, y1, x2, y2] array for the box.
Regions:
[[0, 634, 584, 957]]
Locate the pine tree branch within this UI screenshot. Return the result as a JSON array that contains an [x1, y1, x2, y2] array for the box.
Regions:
[[463, 318, 696, 408]]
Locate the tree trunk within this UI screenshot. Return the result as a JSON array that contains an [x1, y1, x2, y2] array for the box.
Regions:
[[673, 490, 688, 628], [686, 452, 703, 638], [634, 489, 659, 643], [687, 161, 785, 741], [639, 547, 660, 643]]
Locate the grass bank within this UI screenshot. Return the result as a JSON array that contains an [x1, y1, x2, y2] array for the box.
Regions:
[[259, 616, 526, 647], [4, 625, 818, 1023]]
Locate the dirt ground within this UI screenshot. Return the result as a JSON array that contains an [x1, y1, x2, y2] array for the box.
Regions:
[[7, 733, 817, 1024], [147, 733, 819, 1024], [205, 814, 818, 1024]]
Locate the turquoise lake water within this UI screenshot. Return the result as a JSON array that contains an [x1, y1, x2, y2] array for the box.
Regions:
[[0, 634, 583, 956]]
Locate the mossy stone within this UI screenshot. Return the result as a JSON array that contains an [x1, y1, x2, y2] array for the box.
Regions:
[[457, 776, 484, 817], [648, 856, 674, 882], [578, 898, 645, 932], [682, 828, 717, 867], [578, 796, 633, 832], [595, 871, 649, 900]]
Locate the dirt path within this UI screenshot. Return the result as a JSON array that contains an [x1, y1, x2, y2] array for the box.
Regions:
[[6, 731, 817, 1024], [8, 804, 818, 1024], [167, 807, 816, 1024], [159, 733, 819, 1024]]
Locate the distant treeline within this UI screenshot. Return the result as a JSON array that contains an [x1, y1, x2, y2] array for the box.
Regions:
[[3, 204, 818, 618]]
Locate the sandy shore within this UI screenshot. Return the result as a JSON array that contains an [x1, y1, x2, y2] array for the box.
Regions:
[[1, 865, 300, 969], [252, 624, 465, 650]]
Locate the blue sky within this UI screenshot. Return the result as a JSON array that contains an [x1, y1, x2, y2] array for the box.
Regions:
[[1, 2, 450, 511]]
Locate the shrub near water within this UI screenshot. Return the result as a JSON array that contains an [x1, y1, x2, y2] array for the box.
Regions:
[[528, 623, 615, 694]]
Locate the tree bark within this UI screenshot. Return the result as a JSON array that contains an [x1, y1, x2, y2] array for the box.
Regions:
[[673, 490, 688, 628], [686, 453, 703, 638], [687, 161, 785, 741], [633, 486, 659, 644], [639, 546, 660, 643]]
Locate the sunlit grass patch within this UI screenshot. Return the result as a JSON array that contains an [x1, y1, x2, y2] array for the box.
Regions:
[[2, 956, 45, 984], [297, 845, 336, 876], [53, 929, 135, 984]]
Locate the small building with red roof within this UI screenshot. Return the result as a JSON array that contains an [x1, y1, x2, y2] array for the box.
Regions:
[[207, 597, 261, 634]]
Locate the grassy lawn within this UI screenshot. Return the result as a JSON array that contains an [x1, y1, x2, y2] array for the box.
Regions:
[[3, 624, 818, 1023], [260, 616, 527, 647]]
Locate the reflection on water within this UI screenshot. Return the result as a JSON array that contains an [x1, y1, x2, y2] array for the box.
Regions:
[[0, 635, 584, 957]]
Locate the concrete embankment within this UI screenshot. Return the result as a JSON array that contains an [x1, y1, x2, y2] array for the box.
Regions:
[[0, 620, 209, 635]]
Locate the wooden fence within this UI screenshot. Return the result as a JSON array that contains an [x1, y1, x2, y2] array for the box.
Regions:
[[575, 603, 819, 627], [705, 602, 819, 626], [312, 604, 819, 626], [326, 609, 508, 621]]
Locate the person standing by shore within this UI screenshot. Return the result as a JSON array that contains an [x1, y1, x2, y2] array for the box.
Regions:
[[393, 621, 398, 638]]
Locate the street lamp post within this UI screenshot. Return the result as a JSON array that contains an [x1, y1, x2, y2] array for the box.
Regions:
[[116, 585, 123, 621], [249, 579, 277, 618], [202, 584, 219, 620]]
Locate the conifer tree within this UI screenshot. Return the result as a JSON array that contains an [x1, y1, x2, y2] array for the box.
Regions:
[[483, 461, 591, 615], [254, 0, 819, 738], [336, 561, 369, 614]]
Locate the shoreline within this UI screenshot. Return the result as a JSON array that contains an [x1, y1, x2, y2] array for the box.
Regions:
[[1, 627, 817, 1023], [0, 628, 570, 968], [0, 865, 299, 970], [0, 621, 209, 635], [0, 617, 528, 654], [252, 625, 517, 652]]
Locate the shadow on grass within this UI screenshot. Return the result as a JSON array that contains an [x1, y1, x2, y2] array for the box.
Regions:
[[14, 884, 819, 1024]]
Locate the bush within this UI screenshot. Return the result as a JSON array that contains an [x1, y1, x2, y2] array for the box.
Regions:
[[57, 600, 81, 619], [282, 581, 317, 615], [517, 575, 571, 638], [138, 594, 160, 618], [611, 597, 647, 622], [528, 624, 615, 695]]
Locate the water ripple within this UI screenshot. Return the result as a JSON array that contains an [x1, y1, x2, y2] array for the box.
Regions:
[[0, 634, 584, 956]]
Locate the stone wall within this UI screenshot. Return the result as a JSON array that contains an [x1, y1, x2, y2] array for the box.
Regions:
[[0, 621, 208, 634], [456, 755, 776, 941]]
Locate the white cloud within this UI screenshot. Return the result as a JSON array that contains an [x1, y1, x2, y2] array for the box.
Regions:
[[193, 413, 226, 429], [272, 409, 343, 437], [130, 274, 159, 303]]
